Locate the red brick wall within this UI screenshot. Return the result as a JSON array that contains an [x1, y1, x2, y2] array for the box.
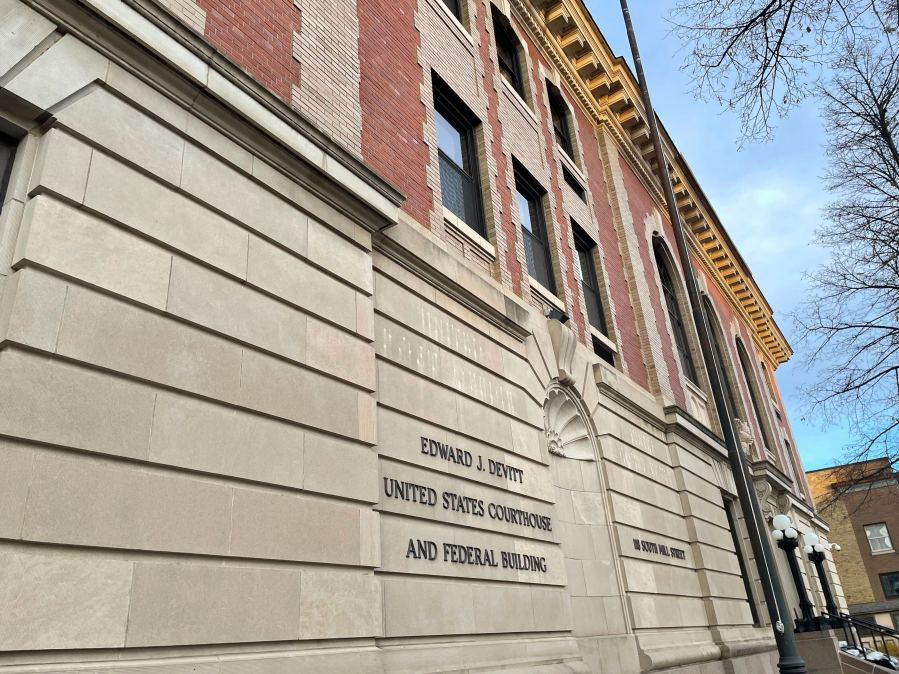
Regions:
[[524, 39, 584, 340], [477, 0, 522, 295], [357, 0, 432, 226], [197, 0, 299, 103], [572, 103, 648, 387], [617, 154, 686, 407]]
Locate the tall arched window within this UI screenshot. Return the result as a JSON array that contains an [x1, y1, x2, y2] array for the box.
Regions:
[[702, 296, 741, 422], [653, 241, 698, 383], [736, 339, 774, 451]]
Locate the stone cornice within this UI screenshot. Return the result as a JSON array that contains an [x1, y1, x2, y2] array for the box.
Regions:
[[514, 0, 792, 366]]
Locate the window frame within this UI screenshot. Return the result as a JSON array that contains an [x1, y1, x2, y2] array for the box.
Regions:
[[880, 572, 899, 598], [703, 296, 740, 422], [433, 76, 486, 237], [0, 133, 17, 210], [573, 222, 607, 335], [514, 161, 555, 294], [546, 81, 574, 158], [492, 7, 525, 99], [736, 339, 775, 453], [440, 0, 462, 22], [865, 523, 894, 554], [653, 240, 698, 384]]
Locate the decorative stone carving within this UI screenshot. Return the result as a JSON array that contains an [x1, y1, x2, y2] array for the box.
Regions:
[[546, 318, 578, 386], [544, 387, 595, 461], [734, 417, 755, 455]]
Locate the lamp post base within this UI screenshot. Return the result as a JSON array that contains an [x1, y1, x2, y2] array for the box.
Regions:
[[777, 654, 809, 673]]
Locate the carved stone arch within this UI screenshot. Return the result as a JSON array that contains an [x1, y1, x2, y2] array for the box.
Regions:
[[544, 384, 596, 461]]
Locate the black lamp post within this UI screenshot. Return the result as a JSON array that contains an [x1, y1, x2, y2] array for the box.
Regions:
[[771, 514, 816, 629], [803, 533, 840, 618]]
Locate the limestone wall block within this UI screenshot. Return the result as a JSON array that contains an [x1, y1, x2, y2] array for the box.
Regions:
[[125, 562, 301, 647], [149, 391, 305, 490], [6, 34, 108, 111], [0, 349, 155, 460], [20, 451, 233, 555], [0, 549, 132, 650], [56, 87, 185, 185], [17, 196, 172, 309], [56, 285, 243, 401], [84, 152, 250, 279], [167, 257, 307, 364]]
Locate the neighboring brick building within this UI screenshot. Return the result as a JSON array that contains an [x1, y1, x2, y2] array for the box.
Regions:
[[808, 460, 899, 629], [0, 0, 833, 672]]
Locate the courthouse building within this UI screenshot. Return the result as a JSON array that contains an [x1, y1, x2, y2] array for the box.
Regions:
[[0, 0, 840, 672]]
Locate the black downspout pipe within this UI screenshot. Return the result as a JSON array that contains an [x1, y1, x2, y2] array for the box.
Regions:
[[616, 2, 808, 672]]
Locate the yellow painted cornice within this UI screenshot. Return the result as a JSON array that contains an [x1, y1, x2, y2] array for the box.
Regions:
[[512, 0, 792, 366]]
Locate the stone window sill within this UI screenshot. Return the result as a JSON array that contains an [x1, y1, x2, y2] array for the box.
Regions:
[[443, 207, 496, 259], [501, 78, 539, 128], [530, 276, 564, 312], [427, 0, 475, 50], [558, 145, 586, 182], [871, 549, 895, 556], [684, 377, 708, 403], [589, 325, 618, 354]]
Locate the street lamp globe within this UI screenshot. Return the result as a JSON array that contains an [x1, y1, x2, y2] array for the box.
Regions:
[[772, 514, 791, 531], [772, 529, 784, 541], [785, 527, 798, 539], [814, 544, 824, 553], [804, 532, 820, 546]]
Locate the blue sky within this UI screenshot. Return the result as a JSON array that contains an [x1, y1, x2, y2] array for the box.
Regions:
[[584, 1, 853, 470]]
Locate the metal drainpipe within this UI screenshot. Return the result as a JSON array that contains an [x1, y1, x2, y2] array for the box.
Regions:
[[616, 2, 808, 671]]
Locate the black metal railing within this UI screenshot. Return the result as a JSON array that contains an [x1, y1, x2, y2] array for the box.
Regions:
[[823, 611, 899, 669]]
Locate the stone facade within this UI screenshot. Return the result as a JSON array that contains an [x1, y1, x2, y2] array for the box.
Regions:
[[0, 0, 835, 672]]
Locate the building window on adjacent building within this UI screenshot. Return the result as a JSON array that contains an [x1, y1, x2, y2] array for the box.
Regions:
[[880, 572, 899, 598], [0, 133, 17, 211], [865, 523, 894, 553], [514, 161, 554, 293], [492, 6, 525, 100], [546, 81, 574, 158], [736, 338, 775, 452], [653, 240, 698, 384], [433, 75, 485, 237]]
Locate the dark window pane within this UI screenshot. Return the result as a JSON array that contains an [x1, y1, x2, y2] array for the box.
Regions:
[[0, 133, 16, 210], [439, 154, 467, 222], [441, 0, 461, 20], [433, 76, 484, 236], [435, 110, 464, 166], [563, 167, 585, 200], [574, 224, 606, 334], [493, 8, 523, 97], [548, 83, 573, 156], [737, 340, 775, 451], [725, 499, 761, 626], [881, 573, 899, 598], [655, 244, 698, 382], [515, 167, 554, 292], [704, 297, 739, 420]]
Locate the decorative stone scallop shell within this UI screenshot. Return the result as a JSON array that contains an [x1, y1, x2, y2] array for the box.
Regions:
[[544, 387, 594, 461]]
